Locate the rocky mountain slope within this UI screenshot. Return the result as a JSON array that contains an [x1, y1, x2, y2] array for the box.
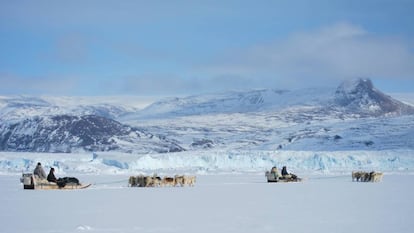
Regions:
[[334, 78, 414, 116], [0, 114, 183, 153], [122, 78, 414, 151], [0, 78, 413, 153], [126, 78, 413, 119]]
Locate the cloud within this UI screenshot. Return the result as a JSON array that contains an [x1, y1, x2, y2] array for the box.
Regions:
[[118, 74, 199, 96], [97, 23, 414, 96], [197, 22, 414, 89], [0, 73, 80, 96], [115, 73, 268, 96], [2, 21, 413, 97]]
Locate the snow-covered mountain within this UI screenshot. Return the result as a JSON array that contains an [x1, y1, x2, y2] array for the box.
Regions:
[[0, 114, 183, 153], [119, 78, 414, 152], [0, 95, 135, 123], [334, 78, 414, 116], [125, 78, 413, 119], [0, 78, 413, 153]]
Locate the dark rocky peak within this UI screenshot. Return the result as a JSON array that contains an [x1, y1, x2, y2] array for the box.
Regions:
[[0, 114, 184, 153], [334, 78, 414, 116], [50, 115, 129, 145]]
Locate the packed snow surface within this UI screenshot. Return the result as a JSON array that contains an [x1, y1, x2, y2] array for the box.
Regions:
[[1, 150, 414, 233], [1, 173, 413, 233]]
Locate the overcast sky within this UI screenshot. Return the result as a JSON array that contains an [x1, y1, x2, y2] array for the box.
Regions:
[[0, 0, 413, 96]]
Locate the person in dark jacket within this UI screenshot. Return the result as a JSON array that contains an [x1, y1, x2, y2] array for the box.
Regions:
[[281, 166, 297, 180], [47, 167, 58, 183], [281, 166, 289, 176]]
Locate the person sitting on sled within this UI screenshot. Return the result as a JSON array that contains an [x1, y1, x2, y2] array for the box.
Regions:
[[270, 166, 279, 179], [281, 166, 297, 180], [33, 162, 47, 180], [47, 167, 58, 183]]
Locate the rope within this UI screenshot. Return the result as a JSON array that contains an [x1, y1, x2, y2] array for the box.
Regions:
[[92, 179, 129, 186], [310, 174, 348, 180]]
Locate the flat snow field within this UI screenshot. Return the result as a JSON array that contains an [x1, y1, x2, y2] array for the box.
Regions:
[[1, 174, 413, 233]]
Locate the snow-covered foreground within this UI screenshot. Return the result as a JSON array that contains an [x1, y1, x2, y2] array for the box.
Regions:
[[1, 173, 414, 233]]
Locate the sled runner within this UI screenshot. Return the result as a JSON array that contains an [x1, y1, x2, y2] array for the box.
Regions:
[[21, 173, 91, 190]]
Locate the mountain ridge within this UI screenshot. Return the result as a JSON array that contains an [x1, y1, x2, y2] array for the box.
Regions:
[[0, 78, 413, 153], [0, 114, 184, 153], [124, 78, 413, 120], [334, 78, 414, 116]]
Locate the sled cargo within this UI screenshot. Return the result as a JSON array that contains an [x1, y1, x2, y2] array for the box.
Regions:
[[20, 173, 91, 190], [265, 171, 302, 183]]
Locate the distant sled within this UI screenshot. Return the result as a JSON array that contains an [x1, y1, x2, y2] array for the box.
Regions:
[[20, 173, 91, 190], [265, 169, 302, 183]]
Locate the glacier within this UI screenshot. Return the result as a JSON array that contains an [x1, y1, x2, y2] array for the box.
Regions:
[[1, 150, 413, 175]]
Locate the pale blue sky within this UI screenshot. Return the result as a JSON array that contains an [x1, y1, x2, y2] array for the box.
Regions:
[[0, 0, 413, 96]]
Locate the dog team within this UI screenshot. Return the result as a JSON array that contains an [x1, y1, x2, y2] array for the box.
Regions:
[[129, 174, 196, 187], [352, 171, 384, 182]]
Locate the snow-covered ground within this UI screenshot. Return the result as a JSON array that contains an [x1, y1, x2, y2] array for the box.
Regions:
[[1, 173, 413, 233], [1, 150, 414, 232]]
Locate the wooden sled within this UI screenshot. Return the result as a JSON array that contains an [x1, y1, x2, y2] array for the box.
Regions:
[[265, 171, 302, 183], [32, 182, 92, 190], [21, 173, 91, 190]]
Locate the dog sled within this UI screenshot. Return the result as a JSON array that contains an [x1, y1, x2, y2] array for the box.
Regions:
[[20, 173, 91, 190], [265, 171, 302, 182], [265, 166, 302, 183]]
